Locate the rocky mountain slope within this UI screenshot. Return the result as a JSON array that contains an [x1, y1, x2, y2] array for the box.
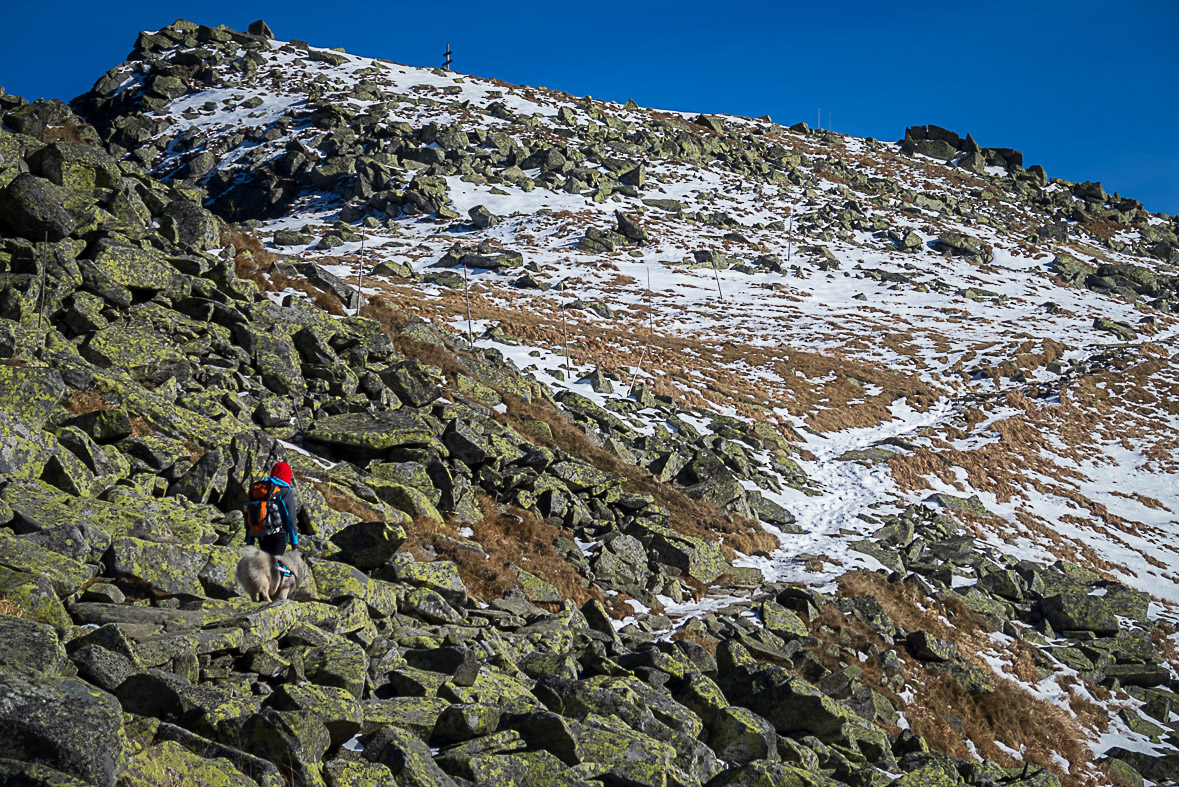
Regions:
[[0, 17, 1177, 787]]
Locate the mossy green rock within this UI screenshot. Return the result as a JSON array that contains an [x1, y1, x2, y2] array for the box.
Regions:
[[894, 762, 965, 786], [121, 741, 255, 787], [312, 559, 371, 602], [0, 613, 67, 676], [0, 365, 66, 426], [469, 750, 588, 786], [1040, 593, 1120, 636], [0, 758, 93, 786], [32, 141, 122, 200], [305, 638, 368, 698], [0, 528, 94, 597], [512, 564, 562, 603], [708, 760, 837, 786], [433, 703, 502, 746], [89, 239, 186, 293], [0, 567, 71, 628], [267, 684, 362, 748], [384, 558, 468, 606], [0, 173, 80, 240], [241, 709, 330, 785], [104, 536, 206, 596], [0, 673, 127, 787], [760, 600, 810, 640], [364, 724, 458, 786], [709, 705, 777, 765], [634, 522, 728, 584], [368, 479, 443, 523], [306, 410, 434, 453], [322, 757, 396, 787], [1093, 316, 1136, 341], [83, 324, 188, 384]]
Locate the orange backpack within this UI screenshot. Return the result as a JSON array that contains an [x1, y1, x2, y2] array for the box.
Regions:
[[246, 479, 286, 537]]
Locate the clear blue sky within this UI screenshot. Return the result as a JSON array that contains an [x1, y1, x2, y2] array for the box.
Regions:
[[4, 1, 1177, 214]]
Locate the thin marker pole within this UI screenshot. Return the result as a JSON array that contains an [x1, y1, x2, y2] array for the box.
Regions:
[[354, 235, 365, 311], [561, 299, 571, 377], [36, 231, 48, 333], [628, 265, 652, 396], [787, 213, 793, 264], [462, 263, 473, 344]]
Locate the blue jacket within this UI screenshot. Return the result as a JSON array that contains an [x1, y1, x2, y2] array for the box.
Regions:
[[246, 477, 299, 547]]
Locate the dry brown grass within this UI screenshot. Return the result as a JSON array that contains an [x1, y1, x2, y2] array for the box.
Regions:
[[361, 295, 777, 559], [831, 571, 1099, 786], [0, 599, 24, 618], [404, 495, 629, 614], [671, 627, 719, 656], [66, 389, 111, 416], [495, 391, 777, 558], [129, 416, 155, 437], [42, 123, 88, 143], [306, 479, 386, 523], [363, 275, 933, 433]]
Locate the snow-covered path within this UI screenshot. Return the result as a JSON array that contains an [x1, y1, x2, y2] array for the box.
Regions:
[[735, 398, 953, 588]]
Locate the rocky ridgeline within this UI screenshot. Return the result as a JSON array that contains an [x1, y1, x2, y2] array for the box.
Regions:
[[0, 19, 1177, 787]]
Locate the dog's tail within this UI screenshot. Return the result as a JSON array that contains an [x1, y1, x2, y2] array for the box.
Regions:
[[240, 545, 263, 559]]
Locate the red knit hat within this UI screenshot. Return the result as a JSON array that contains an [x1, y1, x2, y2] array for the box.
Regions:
[[271, 461, 293, 485]]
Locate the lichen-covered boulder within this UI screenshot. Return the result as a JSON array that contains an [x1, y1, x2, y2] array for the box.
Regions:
[[266, 684, 362, 748], [0, 614, 67, 676], [86, 238, 188, 294], [709, 705, 777, 766], [159, 197, 220, 251], [1040, 593, 1120, 636], [0, 567, 70, 628], [329, 520, 407, 571], [82, 324, 190, 384], [103, 536, 206, 596], [305, 410, 434, 454], [120, 740, 255, 787], [0, 173, 80, 240], [0, 528, 94, 597], [29, 141, 122, 202]]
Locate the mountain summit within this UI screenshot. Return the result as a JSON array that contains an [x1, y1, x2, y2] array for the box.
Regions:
[[0, 18, 1176, 787]]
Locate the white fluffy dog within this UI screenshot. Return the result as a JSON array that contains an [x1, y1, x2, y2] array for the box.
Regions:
[[235, 546, 308, 602]]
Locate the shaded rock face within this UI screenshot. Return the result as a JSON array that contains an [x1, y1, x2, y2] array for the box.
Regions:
[[0, 673, 127, 786]]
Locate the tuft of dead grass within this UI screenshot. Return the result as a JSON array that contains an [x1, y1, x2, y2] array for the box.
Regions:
[[306, 479, 386, 522], [496, 391, 777, 558], [0, 599, 24, 618], [66, 389, 111, 416], [403, 495, 626, 613]]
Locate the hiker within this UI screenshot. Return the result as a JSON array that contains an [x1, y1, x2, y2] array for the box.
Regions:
[[246, 461, 299, 557]]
